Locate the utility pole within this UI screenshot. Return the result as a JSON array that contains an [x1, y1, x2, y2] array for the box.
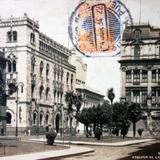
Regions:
[[0, 50, 7, 135]]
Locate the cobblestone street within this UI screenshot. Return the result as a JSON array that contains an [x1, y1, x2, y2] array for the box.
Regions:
[[61, 141, 160, 160]]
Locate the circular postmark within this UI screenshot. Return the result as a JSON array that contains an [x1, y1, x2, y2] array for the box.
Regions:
[[68, 0, 133, 57]]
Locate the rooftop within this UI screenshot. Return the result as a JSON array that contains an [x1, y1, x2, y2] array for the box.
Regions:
[[123, 24, 160, 41]]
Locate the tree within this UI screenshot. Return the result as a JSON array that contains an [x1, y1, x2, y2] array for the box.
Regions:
[[112, 102, 130, 137], [65, 91, 83, 131], [128, 103, 142, 137], [107, 88, 115, 104], [75, 94, 83, 114], [76, 108, 91, 137]]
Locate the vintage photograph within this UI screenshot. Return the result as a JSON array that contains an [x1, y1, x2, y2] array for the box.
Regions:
[[0, 0, 160, 159]]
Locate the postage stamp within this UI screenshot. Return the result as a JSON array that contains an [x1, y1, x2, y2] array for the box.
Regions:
[[69, 0, 133, 57]]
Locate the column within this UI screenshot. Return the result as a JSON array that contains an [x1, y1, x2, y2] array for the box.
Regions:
[[140, 90, 142, 104], [140, 70, 142, 83], [147, 70, 152, 96], [156, 69, 158, 83], [120, 68, 126, 98], [131, 70, 134, 83], [131, 90, 133, 102]]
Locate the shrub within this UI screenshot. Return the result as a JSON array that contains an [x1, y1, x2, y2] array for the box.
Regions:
[[137, 128, 144, 137], [94, 128, 102, 140], [46, 129, 57, 145]]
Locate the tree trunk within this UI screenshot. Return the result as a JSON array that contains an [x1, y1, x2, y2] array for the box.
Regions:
[[86, 125, 89, 137], [133, 122, 136, 137]]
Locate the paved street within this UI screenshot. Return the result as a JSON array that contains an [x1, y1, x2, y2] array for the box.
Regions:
[[61, 141, 160, 160]]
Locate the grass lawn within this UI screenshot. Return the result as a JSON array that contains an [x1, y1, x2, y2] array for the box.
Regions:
[[0, 140, 68, 157]]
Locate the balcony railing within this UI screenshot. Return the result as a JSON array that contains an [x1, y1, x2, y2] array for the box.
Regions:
[[133, 81, 140, 85]]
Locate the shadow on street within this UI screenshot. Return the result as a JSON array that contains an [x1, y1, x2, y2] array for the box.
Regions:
[[117, 141, 160, 160]]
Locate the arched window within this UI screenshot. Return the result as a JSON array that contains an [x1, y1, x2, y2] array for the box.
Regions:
[[134, 30, 141, 40], [31, 56, 36, 73], [40, 61, 44, 76], [71, 74, 73, 85], [40, 113, 43, 125], [61, 69, 63, 82], [31, 83, 35, 98], [13, 31, 17, 41], [8, 61, 12, 72], [46, 87, 50, 100], [46, 114, 49, 125], [13, 60, 16, 72], [7, 31, 12, 42], [30, 33, 35, 44], [6, 112, 12, 124], [66, 72, 69, 84], [134, 45, 140, 59], [46, 64, 49, 78], [39, 85, 44, 99], [33, 112, 37, 125]]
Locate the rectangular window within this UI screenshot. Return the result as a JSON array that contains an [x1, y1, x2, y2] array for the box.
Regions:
[[126, 90, 131, 102], [133, 90, 140, 103], [126, 70, 131, 82], [142, 90, 147, 104], [152, 70, 156, 83], [133, 70, 140, 84], [152, 88, 156, 104], [142, 70, 148, 83], [158, 70, 160, 83]]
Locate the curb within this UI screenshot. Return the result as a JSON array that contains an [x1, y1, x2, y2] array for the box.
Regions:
[[54, 139, 156, 147]]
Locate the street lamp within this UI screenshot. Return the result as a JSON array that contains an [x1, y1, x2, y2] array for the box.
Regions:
[[15, 82, 24, 137]]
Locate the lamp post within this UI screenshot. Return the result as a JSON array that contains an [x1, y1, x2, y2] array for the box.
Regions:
[[15, 82, 24, 137]]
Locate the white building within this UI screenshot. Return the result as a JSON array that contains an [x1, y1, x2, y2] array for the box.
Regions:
[[70, 51, 104, 133], [0, 14, 76, 135]]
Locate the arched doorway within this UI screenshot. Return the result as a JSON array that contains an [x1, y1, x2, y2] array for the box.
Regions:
[[55, 114, 60, 133], [6, 112, 12, 124]]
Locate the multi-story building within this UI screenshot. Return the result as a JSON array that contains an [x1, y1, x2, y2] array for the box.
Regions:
[[0, 14, 76, 135], [70, 50, 104, 109], [70, 51, 104, 133], [119, 24, 160, 137]]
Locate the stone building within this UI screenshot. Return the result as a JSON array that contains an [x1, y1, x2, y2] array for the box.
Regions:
[[0, 14, 76, 135], [119, 24, 160, 137]]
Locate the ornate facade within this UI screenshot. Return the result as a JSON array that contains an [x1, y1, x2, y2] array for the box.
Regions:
[[119, 24, 160, 137], [0, 14, 76, 135]]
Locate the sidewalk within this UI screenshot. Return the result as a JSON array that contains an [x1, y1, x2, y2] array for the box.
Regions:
[[1, 145, 94, 160]]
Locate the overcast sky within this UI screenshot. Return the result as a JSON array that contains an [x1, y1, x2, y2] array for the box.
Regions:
[[0, 0, 160, 101]]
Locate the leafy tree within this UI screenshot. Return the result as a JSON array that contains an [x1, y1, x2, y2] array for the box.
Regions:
[[112, 102, 129, 136], [76, 108, 91, 137], [127, 103, 142, 137], [75, 94, 83, 114], [107, 88, 115, 104], [65, 91, 83, 126], [65, 91, 76, 115], [121, 120, 131, 139]]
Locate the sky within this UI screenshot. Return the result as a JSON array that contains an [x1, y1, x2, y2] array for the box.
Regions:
[[0, 0, 160, 101]]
